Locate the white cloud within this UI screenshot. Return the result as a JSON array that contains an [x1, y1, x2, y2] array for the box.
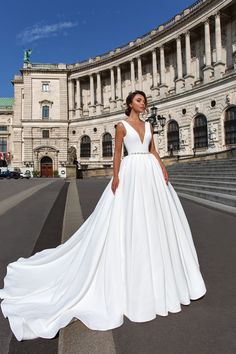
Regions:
[[17, 21, 78, 44]]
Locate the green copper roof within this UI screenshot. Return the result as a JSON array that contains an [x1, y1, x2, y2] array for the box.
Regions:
[[0, 97, 14, 107]]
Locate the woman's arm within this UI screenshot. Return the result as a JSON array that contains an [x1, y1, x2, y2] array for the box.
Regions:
[[111, 122, 125, 193], [149, 123, 169, 185]]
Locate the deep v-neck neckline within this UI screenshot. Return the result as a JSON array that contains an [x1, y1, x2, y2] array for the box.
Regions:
[[123, 120, 146, 145]]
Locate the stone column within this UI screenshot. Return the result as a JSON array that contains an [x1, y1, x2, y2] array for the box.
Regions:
[[68, 79, 75, 119], [110, 67, 116, 111], [176, 36, 183, 79], [89, 74, 95, 114], [96, 72, 103, 115], [226, 21, 233, 70], [159, 46, 168, 96], [76, 78, 82, 118], [151, 49, 159, 98], [116, 65, 123, 110], [203, 19, 214, 82], [96, 73, 101, 104], [205, 19, 211, 66], [137, 56, 142, 90], [184, 31, 194, 90], [130, 59, 135, 92], [214, 12, 225, 78], [175, 36, 185, 93]]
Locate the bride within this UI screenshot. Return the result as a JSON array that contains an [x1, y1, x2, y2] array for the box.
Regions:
[[0, 90, 206, 341]]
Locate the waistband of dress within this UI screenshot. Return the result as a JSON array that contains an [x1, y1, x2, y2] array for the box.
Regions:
[[128, 152, 151, 155]]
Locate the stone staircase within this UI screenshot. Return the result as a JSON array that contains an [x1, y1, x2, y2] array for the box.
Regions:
[[167, 157, 236, 210]]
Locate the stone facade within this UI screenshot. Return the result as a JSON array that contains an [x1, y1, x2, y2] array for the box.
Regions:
[[4, 0, 236, 175], [10, 69, 68, 175], [0, 98, 13, 167]]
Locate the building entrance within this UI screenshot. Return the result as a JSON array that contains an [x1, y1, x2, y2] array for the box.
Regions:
[[40, 156, 53, 177]]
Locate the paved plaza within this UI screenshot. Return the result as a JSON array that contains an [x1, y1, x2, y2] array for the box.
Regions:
[[0, 178, 235, 354]]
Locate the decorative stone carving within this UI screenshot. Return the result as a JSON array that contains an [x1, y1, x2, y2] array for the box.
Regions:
[[67, 146, 77, 165]]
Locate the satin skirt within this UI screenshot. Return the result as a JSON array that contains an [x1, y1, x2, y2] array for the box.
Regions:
[[0, 153, 206, 340]]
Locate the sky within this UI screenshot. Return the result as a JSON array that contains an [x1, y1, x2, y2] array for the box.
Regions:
[[0, 0, 195, 97]]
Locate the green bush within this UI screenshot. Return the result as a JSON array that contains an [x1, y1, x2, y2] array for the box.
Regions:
[[32, 170, 39, 177]]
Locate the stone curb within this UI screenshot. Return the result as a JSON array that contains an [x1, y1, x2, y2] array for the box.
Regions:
[[58, 180, 116, 354]]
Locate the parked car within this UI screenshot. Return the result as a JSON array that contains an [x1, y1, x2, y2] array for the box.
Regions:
[[0, 170, 12, 179], [20, 171, 31, 179], [8, 171, 21, 179], [0, 170, 21, 179]]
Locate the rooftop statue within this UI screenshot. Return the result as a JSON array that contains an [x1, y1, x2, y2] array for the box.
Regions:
[[23, 49, 32, 64]]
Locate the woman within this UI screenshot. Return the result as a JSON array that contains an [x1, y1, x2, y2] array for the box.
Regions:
[[112, 91, 169, 194], [0, 91, 206, 341]]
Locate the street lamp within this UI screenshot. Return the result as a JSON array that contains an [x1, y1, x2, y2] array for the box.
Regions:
[[146, 105, 166, 134]]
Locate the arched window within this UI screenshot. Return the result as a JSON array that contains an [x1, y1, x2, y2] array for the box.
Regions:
[[42, 105, 49, 119], [102, 133, 112, 157], [167, 120, 180, 151], [41, 156, 52, 164], [224, 106, 236, 145], [193, 114, 208, 148], [80, 135, 91, 158]]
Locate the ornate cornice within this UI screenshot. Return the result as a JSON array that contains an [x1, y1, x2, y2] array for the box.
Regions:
[[33, 145, 59, 153]]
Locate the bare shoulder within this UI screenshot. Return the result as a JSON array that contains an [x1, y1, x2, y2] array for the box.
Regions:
[[116, 121, 126, 136], [116, 121, 124, 128]]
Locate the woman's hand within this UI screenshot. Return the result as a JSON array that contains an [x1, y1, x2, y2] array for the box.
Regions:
[[161, 165, 169, 185], [111, 176, 119, 194]]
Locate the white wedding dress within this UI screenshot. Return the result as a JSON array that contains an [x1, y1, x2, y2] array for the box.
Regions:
[[0, 119, 206, 341]]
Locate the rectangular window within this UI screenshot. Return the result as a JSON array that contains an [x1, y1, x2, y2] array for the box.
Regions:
[[42, 130, 49, 139], [42, 105, 49, 119], [42, 83, 49, 92], [0, 138, 7, 152], [0, 126, 7, 131]]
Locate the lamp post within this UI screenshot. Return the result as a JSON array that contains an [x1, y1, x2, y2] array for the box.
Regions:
[[146, 105, 166, 134]]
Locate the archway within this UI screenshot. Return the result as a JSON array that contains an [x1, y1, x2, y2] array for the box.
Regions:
[[193, 114, 208, 148], [40, 156, 53, 177], [80, 135, 91, 158], [224, 106, 236, 145], [167, 120, 180, 151], [102, 133, 113, 157]]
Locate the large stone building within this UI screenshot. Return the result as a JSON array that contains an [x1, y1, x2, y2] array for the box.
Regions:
[[2, 0, 236, 177], [0, 98, 13, 167]]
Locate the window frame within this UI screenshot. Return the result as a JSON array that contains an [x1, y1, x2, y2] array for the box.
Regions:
[[42, 83, 49, 92], [42, 129, 50, 139], [42, 105, 50, 119], [0, 137, 7, 152]]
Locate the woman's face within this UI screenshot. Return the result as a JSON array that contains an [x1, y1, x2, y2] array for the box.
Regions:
[[129, 94, 146, 113]]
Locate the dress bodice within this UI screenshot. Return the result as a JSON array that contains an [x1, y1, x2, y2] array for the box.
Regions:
[[121, 120, 152, 154]]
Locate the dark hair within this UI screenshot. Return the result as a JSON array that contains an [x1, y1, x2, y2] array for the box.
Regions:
[[125, 90, 148, 116]]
